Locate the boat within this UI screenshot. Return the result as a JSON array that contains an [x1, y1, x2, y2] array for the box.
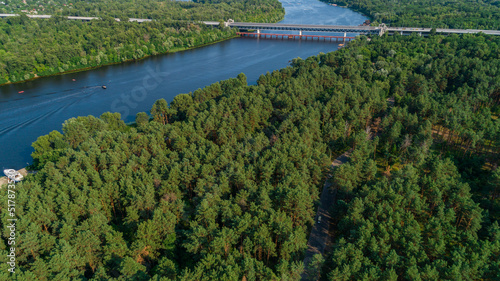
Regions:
[[102, 85, 107, 89], [18, 91, 24, 94], [72, 79, 76, 81], [3, 169, 23, 182]]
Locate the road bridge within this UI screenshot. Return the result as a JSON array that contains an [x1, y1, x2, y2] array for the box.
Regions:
[[237, 32, 356, 43], [224, 21, 379, 35], [2, 14, 500, 37], [204, 20, 500, 37], [203, 20, 382, 38]]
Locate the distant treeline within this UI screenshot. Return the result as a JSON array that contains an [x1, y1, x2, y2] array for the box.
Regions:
[[1, 33, 498, 280], [1, 0, 285, 23], [0, 0, 285, 85], [322, 0, 500, 29]]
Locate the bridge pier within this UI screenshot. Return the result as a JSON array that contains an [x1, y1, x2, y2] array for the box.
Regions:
[[378, 23, 388, 36], [236, 32, 355, 42]]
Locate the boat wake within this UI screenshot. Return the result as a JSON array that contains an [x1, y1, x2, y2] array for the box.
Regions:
[[0, 86, 100, 135]]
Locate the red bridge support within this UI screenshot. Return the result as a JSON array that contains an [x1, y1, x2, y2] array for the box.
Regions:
[[236, 32, 356, 42]]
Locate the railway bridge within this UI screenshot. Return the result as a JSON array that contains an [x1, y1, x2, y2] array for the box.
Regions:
[[202, 20, 500, 42]]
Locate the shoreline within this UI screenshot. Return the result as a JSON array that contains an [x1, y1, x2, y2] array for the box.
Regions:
[[0, 33, 240, 87]]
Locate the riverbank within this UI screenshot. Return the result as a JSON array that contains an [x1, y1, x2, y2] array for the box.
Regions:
[[0, 33, 241, 87]]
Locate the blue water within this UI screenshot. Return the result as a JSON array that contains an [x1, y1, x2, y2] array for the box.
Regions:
[[0, 0, 367, 169]]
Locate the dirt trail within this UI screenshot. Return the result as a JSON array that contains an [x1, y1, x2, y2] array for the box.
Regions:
[[301, 97, 394, 280], [301, 151, 351, 281]]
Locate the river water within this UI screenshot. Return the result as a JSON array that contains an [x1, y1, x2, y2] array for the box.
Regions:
[[0, 0, 367, 169]]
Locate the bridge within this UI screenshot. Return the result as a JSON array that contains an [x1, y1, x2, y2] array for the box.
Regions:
[[237, 32, 356, 42], [203, 20, 500, 37], [2, 13, 500, 38], [222, 22, 379, 35], [204, 20, 383, 38]]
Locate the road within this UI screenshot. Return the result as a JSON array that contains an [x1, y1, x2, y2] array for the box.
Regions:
[[301, 150, 351, 281]]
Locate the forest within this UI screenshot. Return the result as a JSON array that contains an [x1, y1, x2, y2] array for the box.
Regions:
[[322, 0, 500, 29], [1, 32, 498, 280], [1, 0, 285, 23], [0, 0, 285, 85]]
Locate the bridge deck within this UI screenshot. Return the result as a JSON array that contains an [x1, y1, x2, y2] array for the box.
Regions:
[[237, 32, 355, 41], [230, 22, 378, 33]]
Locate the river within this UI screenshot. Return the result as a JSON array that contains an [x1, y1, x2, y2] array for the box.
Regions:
[[0, 0, 367, 169]]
